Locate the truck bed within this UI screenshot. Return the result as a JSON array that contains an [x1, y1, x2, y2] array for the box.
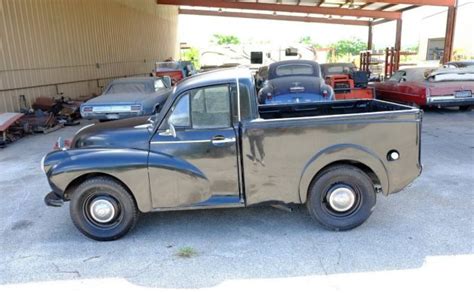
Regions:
[[242, 99, 422, 206], [258, 99, 413, 119]]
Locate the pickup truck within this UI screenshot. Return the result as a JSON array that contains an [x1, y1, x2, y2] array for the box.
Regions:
[[42, 68, 422, 241]]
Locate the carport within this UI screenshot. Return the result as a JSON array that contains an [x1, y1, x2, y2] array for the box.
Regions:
[[157, 0, 458, 64]]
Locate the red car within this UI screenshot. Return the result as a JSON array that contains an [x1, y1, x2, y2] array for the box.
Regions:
[[153, 61, 196, 85], [374, 67, 474, 110]]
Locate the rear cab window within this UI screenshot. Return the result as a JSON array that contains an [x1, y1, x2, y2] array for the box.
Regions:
[[276, 64, 314, 76]]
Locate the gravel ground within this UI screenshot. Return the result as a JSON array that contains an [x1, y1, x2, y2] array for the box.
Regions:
[[0, 108, 473, 291]]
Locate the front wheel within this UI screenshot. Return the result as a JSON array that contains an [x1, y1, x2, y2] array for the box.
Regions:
[[69, 177, 138, 241], [307, 165, 376, 231]]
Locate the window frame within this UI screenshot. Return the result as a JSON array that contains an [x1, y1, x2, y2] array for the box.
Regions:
[[161, 83, 234, 131]]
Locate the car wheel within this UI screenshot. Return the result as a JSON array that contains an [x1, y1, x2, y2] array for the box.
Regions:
[[69, 177, 138, 241], [459, 105, 471, 111], [307, 165, 376, 231]]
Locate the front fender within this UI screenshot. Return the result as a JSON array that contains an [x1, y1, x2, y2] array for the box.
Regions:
[[44, 148, 151, 212], [298, 144, 389, 203]]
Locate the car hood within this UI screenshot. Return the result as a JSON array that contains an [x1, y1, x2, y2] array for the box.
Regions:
[[72, 116, 153, 150], [84, 92, 162, 104]]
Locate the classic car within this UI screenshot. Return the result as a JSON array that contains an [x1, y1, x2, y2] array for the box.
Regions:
[[42, 68, 422, 241], [80, 77, 173, 121], [154, 61, 196, 85], [374, 67, 474, 110], [444, 61, 474, 68], [258, 60, 334, 105], [320, 63, 374, 100]]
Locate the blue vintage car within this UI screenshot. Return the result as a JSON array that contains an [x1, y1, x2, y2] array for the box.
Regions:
[[80, 77, 172, 121], [258, 60, 334, 105]]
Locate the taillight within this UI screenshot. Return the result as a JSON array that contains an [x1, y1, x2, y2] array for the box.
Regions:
[[82, 106, 93, 112], [130, 105, 142, 111], [54, 139, 71, 150], [267, 92, 272, 100]]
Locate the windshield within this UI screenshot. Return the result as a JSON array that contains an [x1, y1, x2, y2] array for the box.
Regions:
[[275, 64, 315, 77], [156, 62, 180, 70], [105, 82, 152, 94], [427, 69, 474, 82], [323, 64, 355, 76]]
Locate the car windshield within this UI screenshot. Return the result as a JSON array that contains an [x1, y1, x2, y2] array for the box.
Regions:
[[323, 64, 355, 75], [105, 82, 152, 94], [275, 64, 315, 77], [427, 69, 474, 82], [156, 62, 179, 70]]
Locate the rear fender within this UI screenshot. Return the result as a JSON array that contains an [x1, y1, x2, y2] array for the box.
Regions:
[[298, 144, 389, 203]]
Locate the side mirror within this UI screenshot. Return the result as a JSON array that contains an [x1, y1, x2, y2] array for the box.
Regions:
[[162, 76, 172, 88], [169, 122, 176, 138], [158, 121, 177, 137]]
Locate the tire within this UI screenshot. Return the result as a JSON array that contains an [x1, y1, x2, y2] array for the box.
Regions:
[[69, 177, 138, 241], [307, 165, 376, 231], [459, 105, 471, 111]]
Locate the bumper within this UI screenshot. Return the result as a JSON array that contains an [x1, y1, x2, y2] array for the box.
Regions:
[[426, 96, 474, 107], [44, 191, 64, 207], [81, 111, 143, 120]]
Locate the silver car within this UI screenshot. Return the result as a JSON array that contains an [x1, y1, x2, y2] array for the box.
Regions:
[[81, 77, 172, 121]]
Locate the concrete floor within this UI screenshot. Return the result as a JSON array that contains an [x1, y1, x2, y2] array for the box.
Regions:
[[0, 109, 473, 292]]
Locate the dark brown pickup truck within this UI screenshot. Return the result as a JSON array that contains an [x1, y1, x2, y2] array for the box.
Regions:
[[42, 68, 422, 241]]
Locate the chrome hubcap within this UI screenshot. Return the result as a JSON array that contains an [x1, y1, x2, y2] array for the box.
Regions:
[[89, 199, 116, 223], [327, 186, 356, 212]]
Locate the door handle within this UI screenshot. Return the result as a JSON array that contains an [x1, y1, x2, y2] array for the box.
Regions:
[[211, 135, 236, 146]]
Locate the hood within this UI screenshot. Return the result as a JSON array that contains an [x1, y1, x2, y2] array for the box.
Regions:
[[72, 116, 153, 150], [85, 92, 159, 104], [268, 76, 324, 96]]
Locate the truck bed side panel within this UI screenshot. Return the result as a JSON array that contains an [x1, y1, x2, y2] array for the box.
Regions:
[[241, 110, 422, 205]]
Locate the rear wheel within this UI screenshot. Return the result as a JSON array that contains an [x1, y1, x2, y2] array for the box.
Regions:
[[69, 177, 138, 241], [460, 105, 471, 111], [307, 165, 376, 231]]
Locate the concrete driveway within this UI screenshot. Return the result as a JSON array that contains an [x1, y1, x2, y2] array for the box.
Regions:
[[0, 109, 473, 292]]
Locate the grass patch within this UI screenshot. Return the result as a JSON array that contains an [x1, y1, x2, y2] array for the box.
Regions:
[[176, 247, 197, 258]]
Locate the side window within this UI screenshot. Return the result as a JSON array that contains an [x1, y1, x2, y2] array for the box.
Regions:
[[231, 83, 252, 122], [191, 85, 231, 129], [389, 71, 406, 82], [168, 94, 190, 127]]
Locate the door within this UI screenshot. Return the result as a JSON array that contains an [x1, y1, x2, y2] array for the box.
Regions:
[[148, 84, 240, 208], [376, 70, 405, 102]]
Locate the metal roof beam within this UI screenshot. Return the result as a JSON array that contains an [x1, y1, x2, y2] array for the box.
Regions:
[[179, 9, 370, 26], [365, 0, 455, 6], [157, 0, 401, 19]]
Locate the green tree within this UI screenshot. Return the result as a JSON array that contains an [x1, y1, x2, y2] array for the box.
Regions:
[[182, 47, 200, 69], [212, 34, 240, 45], [299, 36, 322, 49], [404, 44, 419, 53], [331, 38, 366, 58]]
